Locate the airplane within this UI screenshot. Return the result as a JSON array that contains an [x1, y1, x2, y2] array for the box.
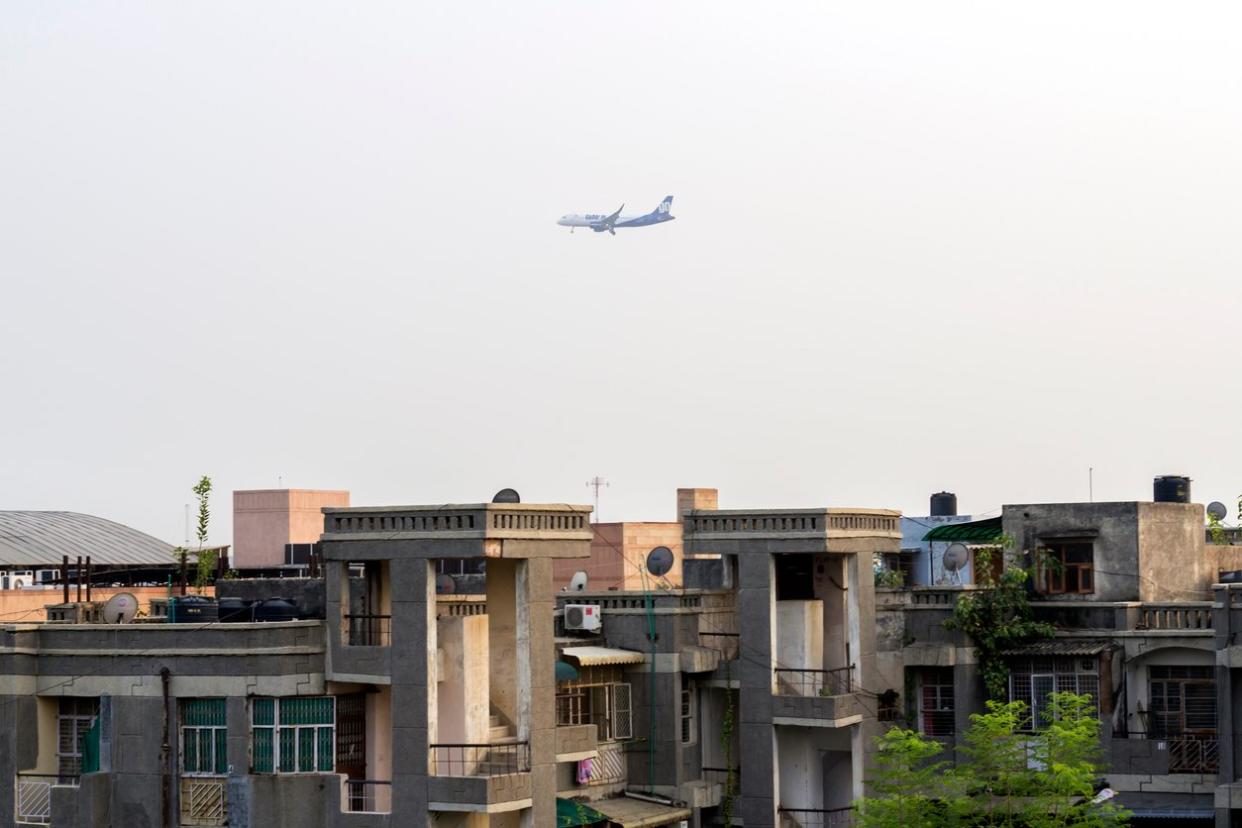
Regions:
[[557, 196, 675, 234]]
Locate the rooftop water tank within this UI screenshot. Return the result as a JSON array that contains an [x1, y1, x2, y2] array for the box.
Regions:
[[930, 492, 958, 517], [170, 595, 218, 624], [253, 598, 299, 623], [1153, 475, 1191, 504], [218, 597, 253, 623]]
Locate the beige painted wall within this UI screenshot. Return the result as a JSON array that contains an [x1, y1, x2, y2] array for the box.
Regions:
[[552, 522, 684, 592], [776, 600, 824, 676], [1137, 502, 1210, 601], [436, 615, 490, 744], [233, 489, 349, 568]]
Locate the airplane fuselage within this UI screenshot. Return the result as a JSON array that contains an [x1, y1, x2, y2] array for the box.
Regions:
[[557, 196, 675, 233]]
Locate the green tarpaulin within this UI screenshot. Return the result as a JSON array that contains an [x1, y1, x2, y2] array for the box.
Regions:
[[81, 717, 101, 774], [557, 797, 609, 826], [922, 516, 1003, 543]]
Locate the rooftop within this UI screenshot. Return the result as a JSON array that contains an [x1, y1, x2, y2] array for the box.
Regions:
[[0, 511, 175, 567]]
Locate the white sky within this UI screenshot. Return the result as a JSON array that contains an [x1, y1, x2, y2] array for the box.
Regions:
[[2, 2, 1240, 545]]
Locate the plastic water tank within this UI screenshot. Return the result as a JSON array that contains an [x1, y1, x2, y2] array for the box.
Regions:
[[218, 597, 253, 623], [1153, 476, 1191, 503], [253, 598, 300, 623], [171, 595, 218, 623], [930, 491, 958, 517]]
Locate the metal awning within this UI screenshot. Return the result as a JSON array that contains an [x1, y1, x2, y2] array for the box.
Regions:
[[589, 796, 692, 827], [999, 639, 1117, 657], [922, 516, 1003, 543], [1127, 809, 1213, 820], [562, 646, 647, 666]]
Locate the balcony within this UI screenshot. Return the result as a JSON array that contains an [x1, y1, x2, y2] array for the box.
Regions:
[[771, 667, 861, 727], [15, 774, 77, 826], [342, 779, 392, 814], [555, 724, 598, 762], [427, 742, 532, 810], [343, 614, 391, 646], [1113, 732, 1219, 775]]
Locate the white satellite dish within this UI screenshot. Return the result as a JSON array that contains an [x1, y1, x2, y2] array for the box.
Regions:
[[101, 592, 138, 624], [568, 571, 589, 592], [942, 543, 970, 585]]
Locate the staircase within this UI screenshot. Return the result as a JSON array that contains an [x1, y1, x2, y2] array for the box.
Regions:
[[480, 708, 525, 774]]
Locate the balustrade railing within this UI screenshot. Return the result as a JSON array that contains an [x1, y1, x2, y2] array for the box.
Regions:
[[773, 666, 854, 698], [343, 779, 392, 813], [1134, 603, 1213, 631], [429, 742, 531, 776]]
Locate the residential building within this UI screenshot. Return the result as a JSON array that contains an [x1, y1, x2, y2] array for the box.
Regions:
[[232, 489, 350, 570]]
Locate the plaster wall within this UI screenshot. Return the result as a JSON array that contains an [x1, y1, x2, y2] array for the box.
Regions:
[[1138, 502, 1212, 601], [436, 615, 490, 744], [1002, 502, 1141, 602], [775, 601, 824, 673], [233, 488, 349, 569]]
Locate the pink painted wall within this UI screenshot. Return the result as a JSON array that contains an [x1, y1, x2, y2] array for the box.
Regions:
[[233, 489, 350, 569]]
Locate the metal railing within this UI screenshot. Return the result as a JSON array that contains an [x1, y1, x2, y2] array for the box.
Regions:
[[779, 807, 855, 827], [179, 776, 227, 826], [1119, 732, 1219, 773], [344, 614, 391, 646], [343, 779, 392, 813], [700, 631, 740, 660], [703, 766, 741, 790], [774, 666, 854, 698], [15, 774, 77, 825], [429, 742, 531, 776]]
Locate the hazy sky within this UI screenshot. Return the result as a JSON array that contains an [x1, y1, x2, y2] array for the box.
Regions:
[[3, 2, 1240, 546]]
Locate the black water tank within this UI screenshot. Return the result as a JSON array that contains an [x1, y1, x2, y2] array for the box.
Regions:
[[218, 597, 253, 623], [930, 491, 958, 517], [1153, 475, 1191, 503], [253, 598, 300, 623], [171, 595, 218, 623]]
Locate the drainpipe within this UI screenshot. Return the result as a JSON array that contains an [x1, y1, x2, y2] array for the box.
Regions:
[[160, 666, 172, 828]]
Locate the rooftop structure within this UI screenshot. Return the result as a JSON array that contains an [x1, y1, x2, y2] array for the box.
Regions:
[[232, 489, 350, 569], [0, 511, 174, 567]]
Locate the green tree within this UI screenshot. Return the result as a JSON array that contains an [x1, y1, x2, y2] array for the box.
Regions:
[[855, 727, 957, 828], [943, 541, 1055, 699], [191, 475, 216, 591], [856, 693, 1127, 828]]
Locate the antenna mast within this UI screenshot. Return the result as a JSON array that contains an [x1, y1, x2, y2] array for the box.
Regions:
[[586, 476, 609, 523]]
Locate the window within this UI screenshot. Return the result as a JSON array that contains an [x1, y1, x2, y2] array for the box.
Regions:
[[610, 684, 632, 741], [251, 697, 335, 773], [680, 681, 696, 745], [1008, 657, 1100, 729], [917, 669, 954, 736], [1041, 542, 1094, 594], [181, 699, 227, 776], [1149, 666, 1216, 737], [555, 666, 632, 744], [58, 698, 99, 778]]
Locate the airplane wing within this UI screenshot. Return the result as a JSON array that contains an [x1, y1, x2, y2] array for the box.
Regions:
[[590, 204, 624, 235]]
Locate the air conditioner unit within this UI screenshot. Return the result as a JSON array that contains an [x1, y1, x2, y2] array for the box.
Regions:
[[564, 604, 602, 632]]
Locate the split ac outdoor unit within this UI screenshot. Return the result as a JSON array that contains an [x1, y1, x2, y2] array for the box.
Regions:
[[564, 604, 601, 632]]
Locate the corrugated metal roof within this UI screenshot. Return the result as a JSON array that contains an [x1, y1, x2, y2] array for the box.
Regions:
[[562, 646, 647, 666], [0, 511, 175, 567], [999, 639, 1118, 657], [922, 516, 1003, 543]]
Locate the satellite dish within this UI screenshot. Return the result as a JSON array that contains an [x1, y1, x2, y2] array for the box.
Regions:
[[942, 544, 969, 585], [1208, 502, 1228, 521], [101, 592, 138, 624], [492, 488, 521, 504], [435, 574, 457, 595], [646, 546, 675, 578], [569, 571, 589, 592]]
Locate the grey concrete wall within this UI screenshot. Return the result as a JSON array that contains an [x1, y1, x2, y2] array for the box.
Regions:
[[1002, 502, 1140, 602], [1138, 501, 1213, 601]]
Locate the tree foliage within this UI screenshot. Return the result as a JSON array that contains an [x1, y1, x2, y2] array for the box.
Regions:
[[942, 542, 1054, 699], [857, 693, 1128, 828], [191, 475, 215, 590]]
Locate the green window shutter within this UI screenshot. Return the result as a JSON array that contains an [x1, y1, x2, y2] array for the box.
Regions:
[[252, 728, 273, 773], [183, 728, 199, 772], [252, 698, 274, 726], [215, 729, 228, 775], [279, 727, 295, 772], [81, 718, 101, 775], [316, 727, 334, 772], [183, 699, 226, 727]]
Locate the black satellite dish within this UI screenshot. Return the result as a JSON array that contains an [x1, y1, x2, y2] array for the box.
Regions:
[[492, 488, 521, 504], [646, 546, 675, 577], [1208, 501, 1229, 521]]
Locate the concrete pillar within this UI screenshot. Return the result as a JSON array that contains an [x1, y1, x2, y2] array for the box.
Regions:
[[389, 557, 433, 816], [737, 553, 776, 827], [486, 559, 521, 730], [524, 557, 557, 828]]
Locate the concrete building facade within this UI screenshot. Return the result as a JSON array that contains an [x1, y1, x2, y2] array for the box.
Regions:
[[232, 489, 351, 570]]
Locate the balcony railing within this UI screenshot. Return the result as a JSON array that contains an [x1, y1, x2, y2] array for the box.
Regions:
[[15, 774, 77, 825], [1120, 732, 1219, 773], [778, 807, 855, 827], [344, 614, 392, 646], [700, 632, 740, 660], [179, 776, 227, 826], [429, 742, 531, 776], [343, 779, 392, 813], [774, 666, 854, 698], [1134, 604, 1213, 631]]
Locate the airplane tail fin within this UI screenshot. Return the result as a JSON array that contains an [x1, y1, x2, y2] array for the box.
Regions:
[[655, 195, 673, 215]]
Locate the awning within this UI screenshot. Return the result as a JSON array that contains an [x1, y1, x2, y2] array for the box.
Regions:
[[557, 798, 609, 827], [589, 796, 692, 827], [1126, 809, 1213, 820], [923, 516, 1003, 543], [999, 639, 1117, 657], [562, 646, 647, 667]]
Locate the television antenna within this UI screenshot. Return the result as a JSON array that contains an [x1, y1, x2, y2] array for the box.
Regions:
[[586, 476, 609, 522]]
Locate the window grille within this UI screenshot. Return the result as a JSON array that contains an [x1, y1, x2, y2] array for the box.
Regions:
[[251, 697, 335, 773]]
